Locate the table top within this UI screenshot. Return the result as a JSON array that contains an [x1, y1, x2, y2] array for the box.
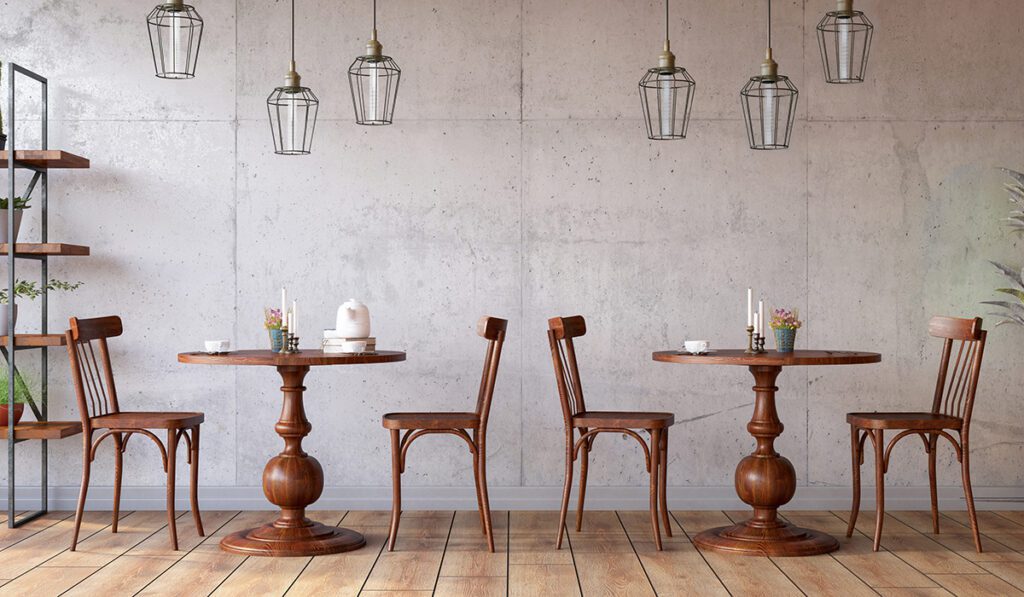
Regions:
[[652, 349, 881, 367], [178, 350, 406, 367]]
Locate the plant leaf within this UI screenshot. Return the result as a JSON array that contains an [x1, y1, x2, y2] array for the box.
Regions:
[[995, 287, 1024, 302], [1001, 168, 1024, 187], [981, 300, 1024, 312], [1006, 183, 1024, 203], [990, 261, 1024, 288]]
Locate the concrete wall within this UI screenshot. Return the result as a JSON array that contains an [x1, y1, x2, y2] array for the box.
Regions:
[[2, 0, 1023, 510]]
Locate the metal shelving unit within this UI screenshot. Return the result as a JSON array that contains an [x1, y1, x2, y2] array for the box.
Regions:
[[4, 63, 89, 528]]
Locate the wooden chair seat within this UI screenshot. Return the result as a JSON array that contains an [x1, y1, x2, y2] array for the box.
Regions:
[[846, 412, 962, 431], [572, 411, 675, 429], [381, 411, 480, 430], [92, 412, 205, 430]]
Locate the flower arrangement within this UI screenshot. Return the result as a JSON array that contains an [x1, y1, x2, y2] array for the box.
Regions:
[[0, 279, 82, 304], [264, 308, 284, 330], [770, 308, 802, 330]]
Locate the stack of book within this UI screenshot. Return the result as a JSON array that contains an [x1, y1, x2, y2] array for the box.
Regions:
[[322, 333, 376, 354]]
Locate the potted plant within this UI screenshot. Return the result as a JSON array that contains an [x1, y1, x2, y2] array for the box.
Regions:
[[0, 196, 29, 244], [264, 307, 284, 352], [983, 168, 1024, 327], [770, 308, 802, 353], [0, 358, 33, 427], [0, 279, 83, 336]]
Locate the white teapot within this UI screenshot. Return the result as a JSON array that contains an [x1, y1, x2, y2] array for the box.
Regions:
[[335, 299, 371, 338]]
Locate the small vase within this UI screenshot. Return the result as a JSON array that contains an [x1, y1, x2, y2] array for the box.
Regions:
[[0, 209, 24, 244], [774, 327, 797, 353], [0, 403, 24, 427], [269, 328, 284, 352]]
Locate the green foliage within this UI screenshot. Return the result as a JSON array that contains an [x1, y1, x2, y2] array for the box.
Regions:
[[0, 279, 82, 304], [0, 197, 30, 210], [983, 169, 1024, 327], [0, 359, 32, 405]]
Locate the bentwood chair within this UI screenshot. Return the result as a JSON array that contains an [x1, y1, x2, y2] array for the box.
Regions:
[[847, 316, 987, 552], [382, 316, 507, 552], [66, 316, 205, 551], [547, 316, 675, 550]]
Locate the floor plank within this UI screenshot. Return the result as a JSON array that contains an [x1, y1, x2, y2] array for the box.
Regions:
[[508, 564, 579, 597], [929, 572, 1024, 596], [945, 510, 1024, 534], [881, 532, 986, 574], [0, 510, 71, 551], [0, 511, 115, 580], [699, 548, 803, 596], [0, 565, 98, 596], [440, 511, 508, 578], [832, 533, 938, 589], [287, 525, 388, 596], [631, 540, 729, 596], [362, 513, 453, 592], [979, 560, 1024, 589], [771, 553, 878, 596], [43, 510, 169, 568], [434, 576, 505, 597]]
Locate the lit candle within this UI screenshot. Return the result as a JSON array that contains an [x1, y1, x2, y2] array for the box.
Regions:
[[747, 288, 753, 327], [281, 287, 287, 328], [292, 299, 297, 335]]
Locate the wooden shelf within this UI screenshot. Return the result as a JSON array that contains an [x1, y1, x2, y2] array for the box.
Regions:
[[0, 243, 89, 257], [0, 334, 66, 347], [0, 421, 82, 440], [0, 150, 89, 169]]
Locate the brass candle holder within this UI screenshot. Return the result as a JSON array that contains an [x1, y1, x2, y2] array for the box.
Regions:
[[744, 325, 755, 353], [279, 326, 298, 354], [754, 333, 766, 353]]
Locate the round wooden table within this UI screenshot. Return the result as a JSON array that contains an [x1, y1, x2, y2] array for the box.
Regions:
[[179, 349, 406, 557], [653, 349, 881, 556]]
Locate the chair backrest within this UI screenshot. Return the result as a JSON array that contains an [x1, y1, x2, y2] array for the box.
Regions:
[[474, 316, 508, 430], [547, 316, 587, 428], [65, 316, 124, 424], [928, 316, 987, 426]]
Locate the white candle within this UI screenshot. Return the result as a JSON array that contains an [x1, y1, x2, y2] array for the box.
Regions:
[[281, 287, 287, 327], [754, 311, 760, 335], [747, 288, 753, 327], [292, 299, 297, 335]]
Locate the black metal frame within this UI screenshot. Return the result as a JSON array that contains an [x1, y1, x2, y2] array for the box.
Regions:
[[6, 62, 50, 528]]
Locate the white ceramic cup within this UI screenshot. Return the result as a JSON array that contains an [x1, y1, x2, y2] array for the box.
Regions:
[[205, 340, 230, 353], [684, 340, 709, 354], [341, 340, 367, 354]]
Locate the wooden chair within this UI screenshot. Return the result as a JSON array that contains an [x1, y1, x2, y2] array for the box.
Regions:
[[66, 316, 204, 551], [382, 316, 507, 552], [847, 316, 987, 552], [547, 315, 675, 550]]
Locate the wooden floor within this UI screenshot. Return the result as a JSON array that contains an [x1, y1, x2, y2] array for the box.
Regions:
[[2, 509, 1024, 596]]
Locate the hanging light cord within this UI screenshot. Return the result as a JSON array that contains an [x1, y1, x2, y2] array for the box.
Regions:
[[373, 0, 377, 31], [290, 0, 295, 63], [766, 0, 772, 50], [664, 0, 669, 44]]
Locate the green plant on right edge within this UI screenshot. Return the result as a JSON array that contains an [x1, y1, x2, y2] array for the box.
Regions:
[[0, 358, 32, 405], [982, 168, 1024, 327], [0, 197, 30, 210]]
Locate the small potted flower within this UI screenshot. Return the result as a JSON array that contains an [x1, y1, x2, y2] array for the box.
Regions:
[[0, 279, 82, 336], [0, 196, 30, 244], [0, 358, 33, 427], [265, 308, 284, 352], [770, 308, 802, 353]]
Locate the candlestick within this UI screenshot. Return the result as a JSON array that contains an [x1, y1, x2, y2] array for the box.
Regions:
[[292, 299, 297, 335], [744, 325, 755, 354], [747, 288, 752, 327]]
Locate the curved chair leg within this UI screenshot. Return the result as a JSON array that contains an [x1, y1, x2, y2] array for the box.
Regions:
[[847, 425, 861, 538], [575, 439, 589, 532], [649, 428, 663, 551], [961, 442, 983, 553], [478, 434, 495, 553], [71, 432, 93, 551], [928, 432, 939, 534], [556, 434, 574, 549], [166, 429, 179, 550], [872, 429, 885, 552], [472, 433, 486, 535], [388, 429, 402, 552], [112, 432, 123, 533], [190, 425, 205, 537], [659, 428, 671, 537]]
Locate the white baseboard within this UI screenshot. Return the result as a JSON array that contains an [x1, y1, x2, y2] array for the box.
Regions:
[[5, 485, 1024, 511]]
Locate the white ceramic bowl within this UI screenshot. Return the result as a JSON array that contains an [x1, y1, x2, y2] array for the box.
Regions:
[[205, 340, 230, 353], [683, 340, 709, 354]]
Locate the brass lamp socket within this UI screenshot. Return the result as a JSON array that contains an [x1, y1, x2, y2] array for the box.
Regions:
[[760, 48, 779, 79], [836, 0, 854, 15], [365, 29, 383, 59], [284, 60, 302, 89], [657, 40, 676, 71]]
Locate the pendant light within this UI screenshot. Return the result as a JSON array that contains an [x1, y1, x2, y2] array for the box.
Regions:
[[740, 0, 798, 150], [147, 0, 204, 79], [266, 0, 319, 155], [638, 0, 695, 140], [816, 0, 873, 84], [348, 0, 401, 125]]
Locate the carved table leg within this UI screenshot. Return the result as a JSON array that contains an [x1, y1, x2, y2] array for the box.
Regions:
[[694, 365, 839, 557], [220, 365, 366, 556]]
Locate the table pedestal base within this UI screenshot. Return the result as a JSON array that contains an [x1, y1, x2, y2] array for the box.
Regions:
[[695, 521, 839, 557], [221, 521, 366, 557]]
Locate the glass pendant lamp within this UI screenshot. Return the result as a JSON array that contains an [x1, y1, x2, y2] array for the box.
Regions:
[[816, 0, 873, 83], [147, 0, 204, 79], [638, 0, 695, 140], [266, 0, 319, 155], [348, 0, 401, 125], [740, 0, 798, 150]]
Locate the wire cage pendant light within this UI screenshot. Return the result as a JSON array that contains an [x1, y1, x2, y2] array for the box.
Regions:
[[147, 0, 204, 79], [740, 0, 798, 150], [638, 0, 695, 140], [816, 0, 873, 84], [348, 0, 401, 125], [267, 0, 319, 155]]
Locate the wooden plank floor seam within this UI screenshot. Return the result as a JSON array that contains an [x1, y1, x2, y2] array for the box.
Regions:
[[1, 510, 1023, 596]]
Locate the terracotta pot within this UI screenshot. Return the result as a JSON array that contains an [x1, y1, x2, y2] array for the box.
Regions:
[[0, 208, 23, 244], [0, 403, 24, 427]]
